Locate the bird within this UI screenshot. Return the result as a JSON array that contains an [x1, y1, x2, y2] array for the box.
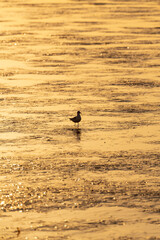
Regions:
[[69, 111, 81, 127]]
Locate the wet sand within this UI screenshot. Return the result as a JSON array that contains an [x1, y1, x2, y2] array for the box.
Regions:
[[0, 0, 160, 239]]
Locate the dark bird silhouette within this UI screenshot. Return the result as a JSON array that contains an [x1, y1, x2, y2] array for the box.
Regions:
[[69, 111, 81, 126]]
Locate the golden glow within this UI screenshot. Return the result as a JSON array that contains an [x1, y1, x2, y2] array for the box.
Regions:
[[0, 0, 160, 239]]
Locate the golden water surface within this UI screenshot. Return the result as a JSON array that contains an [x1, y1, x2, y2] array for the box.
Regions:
[[0, 0, 160, 239]]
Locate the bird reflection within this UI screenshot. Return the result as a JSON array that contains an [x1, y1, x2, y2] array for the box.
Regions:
[[72, 128, 81, 141]]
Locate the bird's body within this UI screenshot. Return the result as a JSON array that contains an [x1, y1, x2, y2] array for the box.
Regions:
[[70, 111, 81, 125]]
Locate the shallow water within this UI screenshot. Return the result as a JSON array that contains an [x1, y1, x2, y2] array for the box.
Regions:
[[0, 0, 160, 239]]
